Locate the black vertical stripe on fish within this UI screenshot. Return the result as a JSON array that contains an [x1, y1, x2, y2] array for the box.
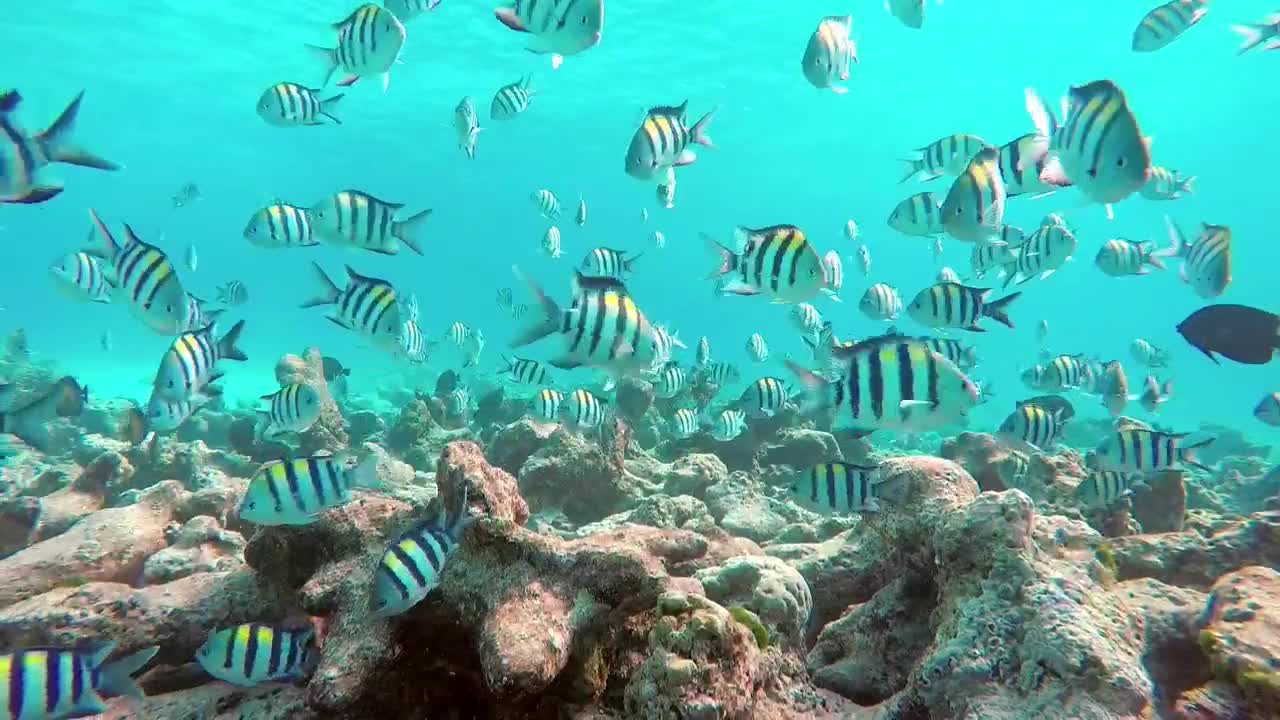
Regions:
[[588, 295, 608, 357], [421, 529, 447, 571], [284, 461, 303, 513], [824, 466, 836, 508], [266, 471, 284, 511], [1116, 431, 1127, 465], [610, 302, 629, 359], [929, 286, 939, 318], [45, 649, 60, 712], [1131, 432, 1143, 470], [1087, 107, 1123, 178], [849, 355, 861, 418], [392, 542, 428, 587], [267, 628, 284, 676], [222, 629, 236, 669], [307, 457, 326, 507], [925, 348, 939, 405], [942, 285, 954, 324], [787, 235, 802, 288], [868, 347, 884, 419], [8, 652, 22, 718], [380, 559, 411, 600], [896, 342, 914, 402], [70, 653, 84, 703], [244, 624, 261, 681], [135, 252, 170, 309]]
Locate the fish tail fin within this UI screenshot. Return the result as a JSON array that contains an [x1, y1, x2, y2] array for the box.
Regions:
[[301, 261, 341, 308], [1179, 433, 1215, 472], [624, 252, 643, 275], [88, 209, 122, 261], [216, 320, 248, 362], [897, 157, 922, 183], [1179, 175, 1196, 195], [97, 645, 159, 701], [36, 91, 120, 171], [303, 44, 339, 87], [318, 93, 344, 124], [1142, 241, 1167, 270], [984, 292, 1021, 328], [701, 233, 736, 279], [1024, 87, 1057, 138], [510, 265, 561, 347], [394, 208, 432, 255], [1155, 215, 1187, 259], [1231, 23, 1269, 54], [691, 108, 716, 148]]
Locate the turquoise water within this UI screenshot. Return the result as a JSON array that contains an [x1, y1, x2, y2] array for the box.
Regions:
[[3, 0, 1279, 441]]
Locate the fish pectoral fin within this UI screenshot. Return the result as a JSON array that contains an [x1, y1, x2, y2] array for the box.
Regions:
[[0, 185, 64, 204], [674, 149, 698, 166], [718, 280, 760, 296], [549, 357, 582, 370], [494, 7, 531, 32]]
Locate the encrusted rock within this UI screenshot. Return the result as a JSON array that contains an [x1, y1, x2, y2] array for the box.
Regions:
[[695, 555, 813, 648]]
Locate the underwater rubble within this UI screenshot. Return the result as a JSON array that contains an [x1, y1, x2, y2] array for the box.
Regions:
[[0, 349, 1277, 719]]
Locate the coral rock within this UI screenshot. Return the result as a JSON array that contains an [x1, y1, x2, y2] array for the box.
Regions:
[[1129, 470, 1187, 533], [487, 417, 558, 476], [695, 555, 813, 649], [658, 453, 729, 498], [141, 515, 245, 585], [438, 440, 529, 526], [1197, 565, 1280, 716], [1110, 511, 1280, 588]]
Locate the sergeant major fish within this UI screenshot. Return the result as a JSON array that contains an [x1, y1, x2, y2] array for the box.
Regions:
[[624, 101, 715, 181], [800, 15, 857, 94], [195, 624, 314, 687], [454, 96, 481, 159], [859, 283, 902, 321], [1095, 238, 1168, 276], [238, 454, 380, 526], [372, 484, 471, 617], [790, 462, 884, 514], [491, 75, 536, 121], [1132, 0, 1209, 52], [301, 263, 404, 353], [151, 320, 248, 402], [1163, 216, 1231, 298], [255, 83, 343, 126], [940, 146, 1005, 243], [49, 250, 113, 303], [705, 224, 827, 303], [1091, 428, 1212, 473], [384, 0, 442, 22], [0, 644, 158, 718], [217, 280, 249, 306], [258, 383, 322, 439], [243, 204, 318, 249], [906, 283, 1021, 332], [887, 191, 944, 237], [711, 409, 747, 441], [898, 133, 985, 184], [305, 3, 406, 91], [1140, 166, 1195, 200], [493, 0, 604, 69], [310, 190, 431, 256], [1231, 13, 1280, 53], [89, 209, 189, 334], [0, 90, 118, 204]]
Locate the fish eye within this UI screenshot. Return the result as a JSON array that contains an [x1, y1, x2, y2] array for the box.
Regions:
[[245, 500, 256, 509], [167, 379, 175, 388], [1116, 157, 1126, 168]]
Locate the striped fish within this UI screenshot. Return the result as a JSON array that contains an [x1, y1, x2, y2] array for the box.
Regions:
[[448, 321, 472, 347], [255, 83, 343, 126], [580, 247, 641, 279], [1023, 354, 1093, 391], [670, 407, 700, 438], [786, 334, 980, 435], [800, 15, 857, 94], [454, 96, 481, 159], [531, 189, 561, 219], [858, 283, 902, 321], [238, 454, 380, 526], [1074, 470, 1147, 509], [701, 361, 741, 388], [398, 317, 430, 363], [258, 384, 321, 439], [1133, 0, 1209, 52], [998, 403, 1066, 450], [310, 190, 431, 256], [941, 146, 1005, 243], [706, 224, 827, 303], [503, 355, 552, 385], [217, 280, 249, 306], [1095, 238, 1167, 276], [1231, 13, 1280, 54], [936, 267, 961, 284], [1026, 80, 1151, 206], [820, 251, 843, 301], [561, 388, 608, 428], [151, 320, 247, 402], [624, 101, 716, 182], [89, 210, 189, 334], [302, 263, 404, 352], [384, 0, 442, 23], [696, 336, 710, 366], [0, 90, 118, 205], [1098, 361, 1132, 417], [906, 282, 1020, 332], [652, 325, 685, 366], [1091, 429, 1213, 473], [542, 226, 562, 258], [372, 484, 470, 617], [898, 133, 986, 183], [178, 293, 224, 334], [656, 169, 677, 209], [0, 644, 158, 717], [195, 624, 314, 687], [923, 337, 977, 369], [996, 132, 1071, 199], [739, 376, 791, 418], [792, 303, 823, 336], [491, 75, 536, 121], [1140, 166, 1195, 200], [242, 203, 318, 249], [49, 251, 113, 303], [790, 462, 883, 514], [652, 362, 686, 399], [305, 3, 406, 91], [1164, 217, 1231, 298], [448, 387, 471, 418], [511, 268, 660, 374], [529, 388, 564, 420], [969, 234, 1019, 278], [711, 409, 747, 441], [1130, 339, 1171, 368], [144, 391, 210, 434], [494, 0, 604, 66], [1139, 374, 1173, 413], [1001, 222, 1077, 288], [887, 191, 944, 237], [747, 333, 769, 362]]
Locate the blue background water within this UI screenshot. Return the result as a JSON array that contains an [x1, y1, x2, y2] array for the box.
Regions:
[[3, 0, 1277, 446]]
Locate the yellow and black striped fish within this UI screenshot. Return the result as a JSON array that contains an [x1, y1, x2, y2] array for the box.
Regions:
[[491, 75, 535, 121], [1027, 80, 1151, 205], [996, 132, 1071, 198], [562, 388, 608, 428], [1001, 222, 1077, 288], [511, 268, 660, 375], [1163, 217, 1231, 299], [899, 133, 985, 183], [243, 203, 318, 249], [49, 250, 113, 304], [907, 283, 1020, 332], [0, 644, 158, 718], [1091, 428, 1213, 473], [580, 247, 641, 279], [998, 403, 1066, 450], [195, 624, 314, 687], [89, 209, 189, 334], [310, 190, 430, 256], [670, 407, 700, 438], [255, 82, 343, 126], [706, 224, 827, 304], [305, 3, 406, 90], [624, 100, 716, 181], [786, 334, 979, 435], [502, 355, 552, 385], [151, 320, 247, 402], [529, 388, 564, 420], [238, 454, 379, 526], [887, 191, 944, 237], [940, 146, 1005, 243], [739, 376, 791, 418], [1, 91, 118, 205], [790, 462, 883, 514], [1133, 0, 1209, 52], [373, 485, 470, 617], [302, 263, 404, 352]]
